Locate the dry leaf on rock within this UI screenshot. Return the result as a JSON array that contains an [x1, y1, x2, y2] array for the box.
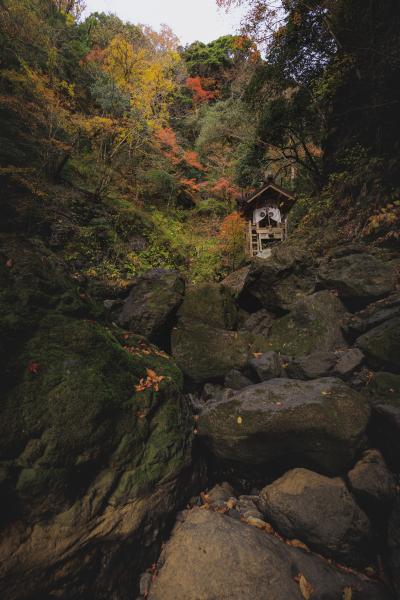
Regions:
[[295, 574, 314, 599], [343, 587, 353, 600]]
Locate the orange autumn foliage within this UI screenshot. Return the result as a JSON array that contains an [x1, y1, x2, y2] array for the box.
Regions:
[[186, 76, 218, 103], [212, 177, 240, 199], [182, 150, 203, 171], [218, 212, 246, 269], [179, 178, 202, 194]]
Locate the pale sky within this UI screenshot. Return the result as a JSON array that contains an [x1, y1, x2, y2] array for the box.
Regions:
[[83, 0, 245, 45]]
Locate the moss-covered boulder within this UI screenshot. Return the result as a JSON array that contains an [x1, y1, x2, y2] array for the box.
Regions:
[[198, 377, 370, 475], [171, 322, 253, 383], [356, 316, 400, 371], [177, 282, 238, 329], [118, 269, 185, 341], [266, 291, 348, 356], [0, 313, 193, 599]]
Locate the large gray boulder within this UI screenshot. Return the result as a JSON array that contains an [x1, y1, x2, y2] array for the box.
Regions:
[[266, 291, 349, 357], [148, 508, 390, 600], [118, 269, 185, 339], [356, 316, 400, 371], [317, 253, 397, 303], [242, 244, 316, 311], [198, 377, 370, 475], [259, 468, 372, 566]]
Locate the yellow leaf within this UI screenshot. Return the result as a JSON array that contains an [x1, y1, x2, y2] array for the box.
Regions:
[[295, 574, 313, 600], [343, 587, 352, 600], [237, 416, 243, 425], [287, 539, 309, 551]]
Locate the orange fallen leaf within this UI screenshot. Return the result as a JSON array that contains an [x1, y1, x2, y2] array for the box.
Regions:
[[295, 574, 313, 599], [287, 539, 309, 551]]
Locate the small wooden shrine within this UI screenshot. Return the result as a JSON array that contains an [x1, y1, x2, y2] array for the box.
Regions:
[[239, 177, 296, 257]]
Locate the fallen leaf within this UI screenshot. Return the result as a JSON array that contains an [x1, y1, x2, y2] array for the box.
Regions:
[[253, 352, 263, 358], [28, 362, 40, 374], [342, 587, 352, 600], [5, 259, 12, 268], [287, 539, 309, 551], [295, 574, 314, 599]]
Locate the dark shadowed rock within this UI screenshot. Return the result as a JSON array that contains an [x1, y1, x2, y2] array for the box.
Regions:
[[317, 253, 397, 304], [344, 292, 400, 339], [260, 468, 372, 566], [286, 351, 337, 379], [347, 449, 396, 510], [198, 377, 370, 475], [206, 482, 235, 506], [388, 498, 400, 597], [335, 348, 364, 376], [224, 369, 253, 390], [221, 264, 251, 298], [248, 351, 286, 381], [242, 245, 316, 311], [171, 323, 253, 383], [178, 282, 238, 330], [148, 508, 390, 600], [356, 317, 400, 371], [266, 291, 348, 357], [365, 372, 400, 471], [240, 308, 275, 337], [118, 269, 185, 340]]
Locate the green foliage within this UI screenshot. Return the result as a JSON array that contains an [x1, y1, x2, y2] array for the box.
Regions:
[[183, 36, 241, 78], [89, 71, 131, 116], [194, 198, 228, 217]]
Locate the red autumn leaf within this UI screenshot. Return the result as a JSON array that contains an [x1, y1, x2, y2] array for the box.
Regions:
[[28, 362, 40, 374]]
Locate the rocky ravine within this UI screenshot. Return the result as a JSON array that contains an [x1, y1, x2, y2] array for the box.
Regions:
[[1, 240, 400, 599]]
